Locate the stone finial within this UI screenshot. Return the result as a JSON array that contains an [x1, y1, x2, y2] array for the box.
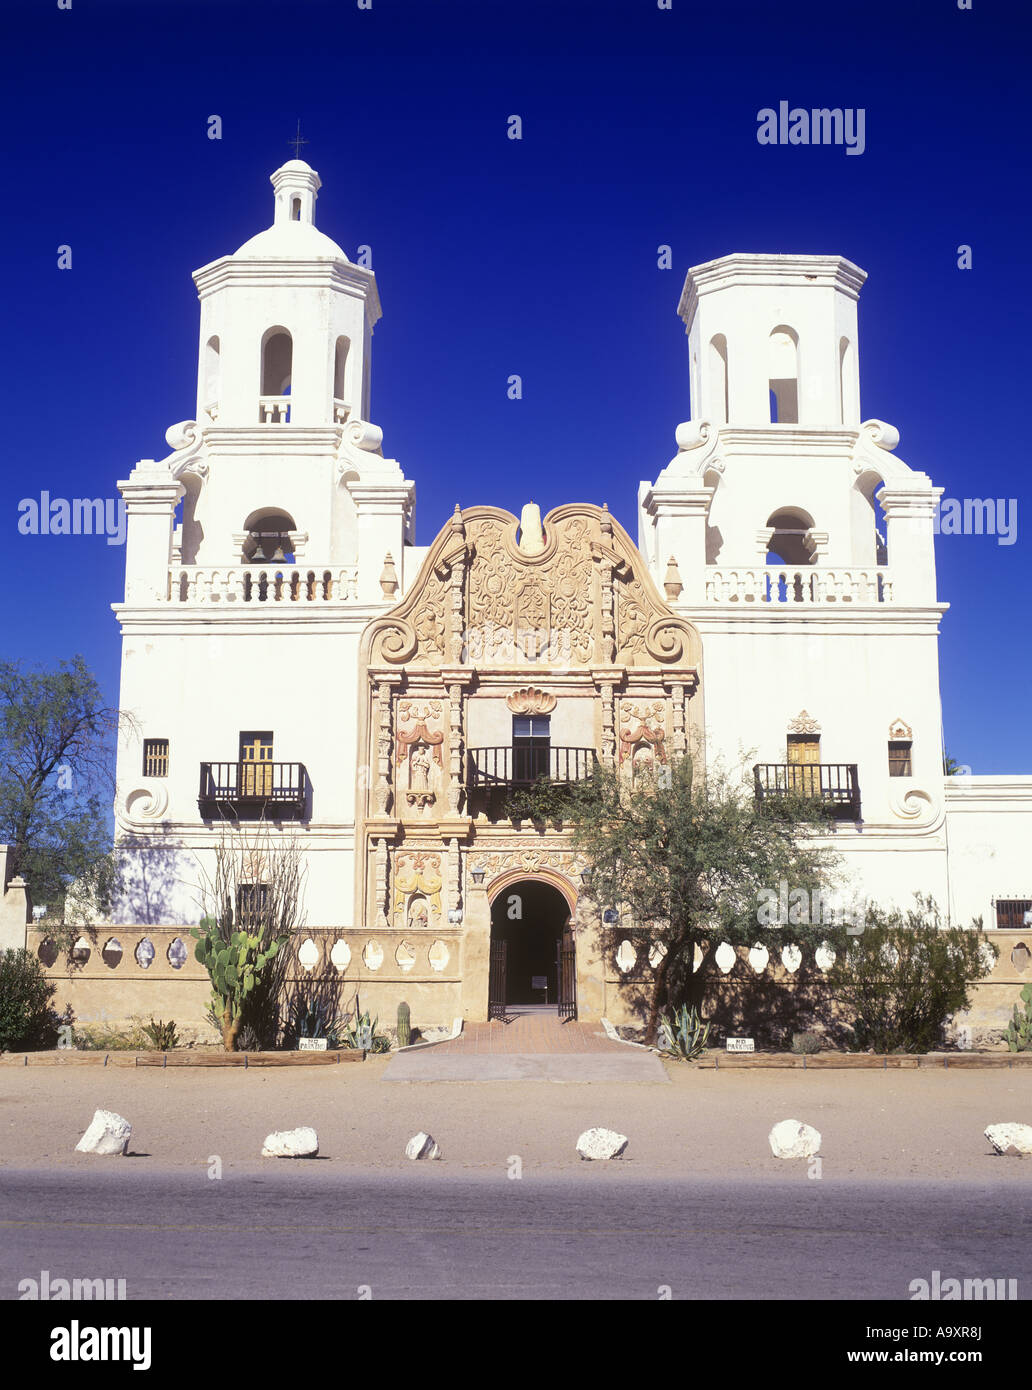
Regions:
[[663, 556, 683, 601], [518, 502, 546, 555], [379, 552, 399, 598]]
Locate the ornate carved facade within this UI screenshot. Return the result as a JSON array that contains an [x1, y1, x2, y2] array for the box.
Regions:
[[356, 503, 703, 930]]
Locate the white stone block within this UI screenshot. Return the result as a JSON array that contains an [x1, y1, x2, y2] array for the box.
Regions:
[[769, 1119, 821, 1159], [576, 1127, 629, 1161], [984, 1122, 1032, 1157], [405, 1131, 442, 1160], [75, 1109, 131, 1156], [261, 1126, 319, 1158]]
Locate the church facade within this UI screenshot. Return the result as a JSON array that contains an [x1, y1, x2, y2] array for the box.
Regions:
[[101, 159, 1032, 1030]]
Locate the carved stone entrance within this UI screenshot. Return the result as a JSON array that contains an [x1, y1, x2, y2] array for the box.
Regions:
[[489, 878, 573, 1016]]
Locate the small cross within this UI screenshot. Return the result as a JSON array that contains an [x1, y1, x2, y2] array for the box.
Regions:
[[289, 121, 308, 159]]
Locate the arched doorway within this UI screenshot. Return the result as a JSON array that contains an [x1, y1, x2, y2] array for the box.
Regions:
[[488, 877, 575, 1018]]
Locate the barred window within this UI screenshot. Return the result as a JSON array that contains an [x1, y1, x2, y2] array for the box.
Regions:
[[143, 739, 169, 778], [237, 883, 269, 927], [888, 740, 912, 777], [995, 899, 1032, 930]]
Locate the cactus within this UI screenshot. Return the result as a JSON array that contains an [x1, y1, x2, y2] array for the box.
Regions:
[[1004, 983, 1032, 1053], [190, 923, 286, 1051], [397, 1001, 411, 1049]]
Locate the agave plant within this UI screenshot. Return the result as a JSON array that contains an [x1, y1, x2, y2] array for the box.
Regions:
[[340, 1009, 391, 1053], [658, 1003, 710, 1060]]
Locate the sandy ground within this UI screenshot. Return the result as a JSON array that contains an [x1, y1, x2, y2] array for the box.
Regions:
[[0, 1056, 1030, 1181]]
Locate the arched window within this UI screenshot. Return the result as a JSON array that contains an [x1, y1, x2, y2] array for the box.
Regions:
[[708, 334, 728, 424], [261, 328, 292, 396], [765, 507, 816, 566], [242, 508, 298, 563], [767, 326, 799, 424], [290, 197, 301, 221]]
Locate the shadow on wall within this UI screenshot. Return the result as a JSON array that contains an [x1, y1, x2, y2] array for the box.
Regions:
[[110, 832, 193, 926]]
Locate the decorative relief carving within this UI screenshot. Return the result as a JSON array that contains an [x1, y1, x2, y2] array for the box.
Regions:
[[396, 700, 445, 815], [506, 688, 557, 715], [889, 718, 913, 740], [393, 852, 443, 928], [788, 710, 821, 735], [367, 504, 700, 673], [618, 701, 668, 765]]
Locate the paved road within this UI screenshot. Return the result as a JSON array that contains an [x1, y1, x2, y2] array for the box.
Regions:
[[0, 1167, 1028, 1301]]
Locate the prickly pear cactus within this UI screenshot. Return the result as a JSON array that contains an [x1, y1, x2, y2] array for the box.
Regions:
[[397, 1001, 411, 1049], [190, 922, 286, 1051], [1004, 983, 1032, 1053]]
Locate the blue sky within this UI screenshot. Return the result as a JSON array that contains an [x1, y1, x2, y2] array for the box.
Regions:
[[3, 0, 1030, 771]]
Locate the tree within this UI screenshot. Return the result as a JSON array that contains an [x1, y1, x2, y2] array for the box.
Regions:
[[0, 657, 125, 926], [510, 753, 849, 1044], [192, 825, 306, 1051], [0, 948, 60, 1051]]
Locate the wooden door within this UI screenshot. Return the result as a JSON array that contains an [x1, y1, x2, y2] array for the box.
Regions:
[[787, 735, 820, 797], [240, 732, 274, 797]]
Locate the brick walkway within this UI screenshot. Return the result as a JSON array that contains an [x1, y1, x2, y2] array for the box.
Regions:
[[439, 1009, 633, 1055]]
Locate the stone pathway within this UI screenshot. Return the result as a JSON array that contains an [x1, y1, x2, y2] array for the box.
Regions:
[[382, 1009, 669, 1081]]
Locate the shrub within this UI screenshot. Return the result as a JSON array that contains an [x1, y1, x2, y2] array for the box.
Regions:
[[74, 1019, 150, 1051], [790, 1031, 823, 1054], [0, 948, 59, 1051], [828, 899, 997, 1053], [1004, 983, 1032, 1053]]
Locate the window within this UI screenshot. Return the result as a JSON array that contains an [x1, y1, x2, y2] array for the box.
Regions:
[[512, 715, 550, 783], [995, 900, 1032, 930], [240, 732, 274, 797], [888, 740, 912, 777], [237, 883, 269, 927], [143, 739, 169, 778]]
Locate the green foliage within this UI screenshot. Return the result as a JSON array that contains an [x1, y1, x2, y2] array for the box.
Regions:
[[191, 923, 286, 1051], [1004, 983, 1032, 1053], [511, 751, 844, 1041], [282, 998, 348, 1049], [143, 1018, 179, 1051], [194, 828, 306, 1050], [397, 1001, 411, 1049], [657, 1002, 710, 1060], [790, 1030, 823, 1055], [828, 898, 997, 1053], [0, 948, 60, 1051], [340, 1010, 391, 1053], [0, 656, 125, 932]]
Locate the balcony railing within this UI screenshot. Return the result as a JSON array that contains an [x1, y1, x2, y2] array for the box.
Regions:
[[259, 395, 291, 423], [171, 565, 358, 604], [199, 762, 309, 820], [753, 763, 861, 821], [467, 746, 598, 789], [706, 566, 891, 604]]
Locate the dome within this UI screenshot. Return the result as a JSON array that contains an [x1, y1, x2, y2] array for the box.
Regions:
[[234, 221, 349, 261]]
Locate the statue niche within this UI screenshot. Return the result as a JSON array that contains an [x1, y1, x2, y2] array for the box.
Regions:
[[396, 704, 445, 817]]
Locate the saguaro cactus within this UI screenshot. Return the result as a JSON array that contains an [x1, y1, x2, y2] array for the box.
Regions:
[[397, 1001, 411, 1049]]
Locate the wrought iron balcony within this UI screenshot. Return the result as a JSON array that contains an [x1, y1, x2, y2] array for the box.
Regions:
[[753, 763, 861, 821], [467, 746, 597, 789], [198, 762, 309, 820]]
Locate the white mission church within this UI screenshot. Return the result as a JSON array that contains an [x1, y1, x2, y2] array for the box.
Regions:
[[106, 158, 1032, 1028]]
